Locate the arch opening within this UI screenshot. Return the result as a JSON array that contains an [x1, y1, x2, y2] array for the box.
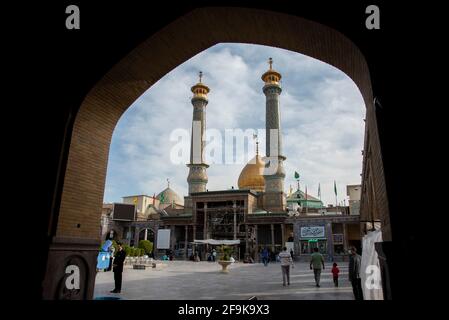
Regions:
[[44, 7, 389, 300]]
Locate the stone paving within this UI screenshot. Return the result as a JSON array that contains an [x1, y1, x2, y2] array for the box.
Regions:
[[94, 261, 354, 300]]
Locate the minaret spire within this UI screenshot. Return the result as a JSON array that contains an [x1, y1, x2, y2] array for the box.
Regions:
[[262, 58, 286, 212], [187, 72, 210, 195]]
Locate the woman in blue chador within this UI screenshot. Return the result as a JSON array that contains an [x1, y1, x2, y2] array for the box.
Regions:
[[97, 240, 113, 270]]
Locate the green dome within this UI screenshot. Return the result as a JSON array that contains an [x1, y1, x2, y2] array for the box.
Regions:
[[287, 189, 323, 208]]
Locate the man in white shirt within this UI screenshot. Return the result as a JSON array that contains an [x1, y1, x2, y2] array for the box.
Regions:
[[279, 247, 294, 286]]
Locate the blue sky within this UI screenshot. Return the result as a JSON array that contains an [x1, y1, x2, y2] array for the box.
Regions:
[[103, 43, 365, 206]]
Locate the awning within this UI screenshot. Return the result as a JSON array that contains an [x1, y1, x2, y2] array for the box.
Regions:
[[193, 239, 240, 245], [302, 238, 327, 242]]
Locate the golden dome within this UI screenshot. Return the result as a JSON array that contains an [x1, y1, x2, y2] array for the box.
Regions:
[[238, 154, 266, 192]]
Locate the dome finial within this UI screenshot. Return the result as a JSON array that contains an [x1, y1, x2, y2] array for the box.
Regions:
[[167, 178, 170, 188], [253, 133, 259, 155], [261, 58, 281, 84], [191, 71, 210, 98]]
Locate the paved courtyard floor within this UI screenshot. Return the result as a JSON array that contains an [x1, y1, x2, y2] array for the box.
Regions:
[[94, 261, 354, 300]]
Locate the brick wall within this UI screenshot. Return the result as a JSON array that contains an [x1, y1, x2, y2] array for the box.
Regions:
[[360, 101, 391, 241]]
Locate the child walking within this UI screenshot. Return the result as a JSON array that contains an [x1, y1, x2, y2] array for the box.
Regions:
[[332, 262, 340, 287]]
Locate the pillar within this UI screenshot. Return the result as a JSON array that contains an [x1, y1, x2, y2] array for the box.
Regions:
[[42, 237, 98, 299], [192, 225, 196, 256], [153, 225, 159, 258], [184, 225, 188, 259], [233, 200, 237, 240], [245, 224, 249, 256], [343, 223, 349, 252], [255, 224, 258, 261], [281, 224, 285, 247], [293, 222, 300, 257], [271, 224, 275, 252], [134, 227, 140, 247], [203, 202, 208, 239], [326, 222, 334, 262], [170, 225, 175, 251]]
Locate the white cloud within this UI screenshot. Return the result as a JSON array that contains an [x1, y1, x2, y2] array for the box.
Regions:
[[104, 43, 365, 206]]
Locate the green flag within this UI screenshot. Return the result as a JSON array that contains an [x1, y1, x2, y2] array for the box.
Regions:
[[160, 192, 165, 203], [334, 180, 337, 196], [294, 171, 300, 180]]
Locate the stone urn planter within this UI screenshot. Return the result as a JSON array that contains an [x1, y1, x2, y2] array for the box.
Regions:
[[218, 260, 232, 273]]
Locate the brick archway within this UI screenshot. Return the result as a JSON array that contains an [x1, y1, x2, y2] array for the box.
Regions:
[[44, 7, 388, 299]]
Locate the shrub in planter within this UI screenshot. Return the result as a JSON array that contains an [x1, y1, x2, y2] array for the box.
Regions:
[[124, 245, 133, 257], [138, 240, 153, 256], [218, 245, 233, 261]]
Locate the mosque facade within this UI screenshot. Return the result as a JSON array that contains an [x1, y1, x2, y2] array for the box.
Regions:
[[101, 60, 361, 262]]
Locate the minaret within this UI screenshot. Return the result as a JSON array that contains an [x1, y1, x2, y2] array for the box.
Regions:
[[262, 58, 287, 211], [187, 71, 209, 195]]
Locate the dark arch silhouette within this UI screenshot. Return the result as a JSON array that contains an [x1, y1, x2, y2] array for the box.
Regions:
[[43, 6, 390, 300]]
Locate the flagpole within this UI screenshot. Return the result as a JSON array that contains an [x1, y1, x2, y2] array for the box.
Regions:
[[334, 180, 337, 214], [305, 185, 308, 215], [318, 183, 322, 211]]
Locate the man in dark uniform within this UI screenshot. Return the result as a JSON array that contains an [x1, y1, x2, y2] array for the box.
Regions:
[[348, 246, 364, 300], [111, 242, 126, 293]]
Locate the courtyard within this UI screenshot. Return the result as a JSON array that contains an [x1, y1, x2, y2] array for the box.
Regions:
[[94, 261, 354, 300]]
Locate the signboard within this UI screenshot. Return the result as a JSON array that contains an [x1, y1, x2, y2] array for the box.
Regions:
[[157, 229, 171, 249], [112, 203, 136, 221], [300, 226, 325, 238]]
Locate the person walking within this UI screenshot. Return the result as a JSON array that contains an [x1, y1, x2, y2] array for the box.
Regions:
[[348, 246, 364, 300], [290, 249, 294, 260], [279, 247, 294, 286], [110, 242, 126, 294], [261, 247, 269, 266], [331, 262, 340, 287], [310, 247, 325, 287], [212, 249, 217, 262]]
